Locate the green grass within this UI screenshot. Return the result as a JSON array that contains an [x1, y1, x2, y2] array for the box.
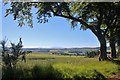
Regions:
[[53, 61, 118, 78], [15, 52, 120, 79], [1, 52, 118, 79], [17, 52, 91, 69]]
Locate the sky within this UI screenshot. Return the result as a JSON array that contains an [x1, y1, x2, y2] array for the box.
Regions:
[[0, 1, 2, 40], [1, 3, 100, 48]]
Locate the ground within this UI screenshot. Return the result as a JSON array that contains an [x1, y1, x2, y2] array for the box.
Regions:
[[107, 73, 120, 80], [18, 52, 120, 78], [1, 52, 120, 79]]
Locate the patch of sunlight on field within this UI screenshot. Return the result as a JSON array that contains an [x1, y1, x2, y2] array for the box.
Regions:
[[53, 60, 119, 77], [17, 52, 88, 67]]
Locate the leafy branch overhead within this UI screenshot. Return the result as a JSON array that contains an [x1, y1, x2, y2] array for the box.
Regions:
[[5, 2, 119, 33]]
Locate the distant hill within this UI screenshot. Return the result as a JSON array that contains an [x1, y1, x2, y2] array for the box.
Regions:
[[0, 46, 111, 52], [22, 47, 100, 53]]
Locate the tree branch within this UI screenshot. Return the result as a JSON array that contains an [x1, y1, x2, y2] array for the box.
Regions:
[[51, 8, 103, 38]]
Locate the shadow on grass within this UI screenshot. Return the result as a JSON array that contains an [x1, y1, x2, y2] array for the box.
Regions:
[[28, 58, 55, 60], [1, 65, 106, 80], [111, 59, 120, 65]]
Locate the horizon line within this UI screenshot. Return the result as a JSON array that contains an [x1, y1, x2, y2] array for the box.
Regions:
[[22, 46, 100, 48]]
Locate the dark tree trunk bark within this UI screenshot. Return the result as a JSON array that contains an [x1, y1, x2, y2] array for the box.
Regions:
[[118, 45, 120, 55], [110, 38, 117, 58], [109, 29, 117, 58], [119, 47, 120, 52], [99, 38, 107, 61], [88, 27, 107, 61], [117, 37, 120, 56]]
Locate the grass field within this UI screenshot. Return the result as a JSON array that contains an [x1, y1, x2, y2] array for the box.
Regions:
[[14, 52, 120, 79]]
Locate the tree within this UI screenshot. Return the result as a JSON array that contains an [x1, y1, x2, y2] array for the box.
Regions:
[[1, 38, 24, 80], [0, 38, 8, 57], [4, 2, 120, 60], [117, 36, 120, 56], [102, 3, 120, 58], [0, 38, 10, 66], [115, 27, 120, 56], [10, 38, 23, 66], [0, 38, 23, 67]]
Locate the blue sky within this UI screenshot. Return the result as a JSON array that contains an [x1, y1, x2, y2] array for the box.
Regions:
[[2, 3, 99, 48], [0, 1, 2, 40]]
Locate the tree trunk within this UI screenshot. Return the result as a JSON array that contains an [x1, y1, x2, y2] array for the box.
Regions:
[[99, 38, 107, 61], [88, 27, 107, 61], [110, 38, 117, 58], [109, 29, 117, 58], [117, 37, 120, 56], [119, 48, 120, 52], [118, 45, 120, 55]]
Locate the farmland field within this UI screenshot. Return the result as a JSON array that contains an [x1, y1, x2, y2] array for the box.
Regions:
[[14, 52, 120, 79]]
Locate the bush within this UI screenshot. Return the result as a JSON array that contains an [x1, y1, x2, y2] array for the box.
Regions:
[[31, 65, 64, 80], [86, 51, 99, 58], [2, 66, 14, 80], [14, 67, 32, 80], [2, 66, 32, 80]]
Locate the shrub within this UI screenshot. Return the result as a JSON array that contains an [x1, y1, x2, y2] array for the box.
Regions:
[[14, 67, 32, 80], [86, 51, 99, 58], [0, 38, 24, 68], [31, 65, 64, 80], [2, 66, 14, 80]]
